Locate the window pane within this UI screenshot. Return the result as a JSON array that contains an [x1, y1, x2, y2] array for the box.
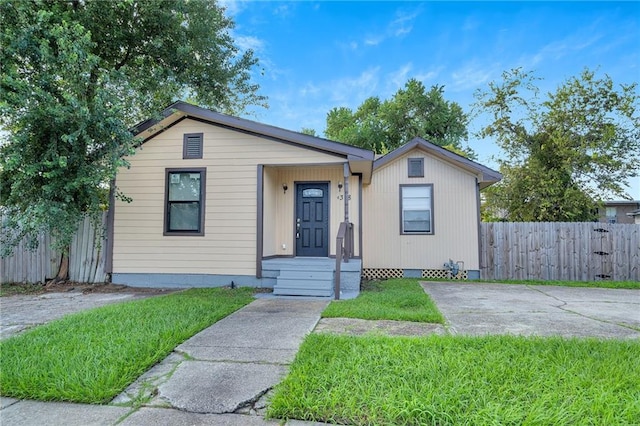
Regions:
[[408, 158, 424, 177], [169, 202, 200, 231], [302, 188, 323, 198], [402, 185, 432, 233], [404, 210, 431, 232], [169, 173, 200, 201], [404, 197, 429, 210], [403, 186, 430, 199]]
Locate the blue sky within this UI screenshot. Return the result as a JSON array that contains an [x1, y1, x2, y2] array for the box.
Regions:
[[222, 1, 639, 198]]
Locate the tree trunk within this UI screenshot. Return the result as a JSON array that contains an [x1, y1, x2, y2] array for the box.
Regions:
[[47, 250, 69, 286]]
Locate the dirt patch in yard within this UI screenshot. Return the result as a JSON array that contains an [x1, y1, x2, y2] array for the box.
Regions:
[[314, 318, 447, 337], [0, 281, 178, 297]]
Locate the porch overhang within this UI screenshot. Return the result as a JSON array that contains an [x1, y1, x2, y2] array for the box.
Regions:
[[348, 155, 373, 184]]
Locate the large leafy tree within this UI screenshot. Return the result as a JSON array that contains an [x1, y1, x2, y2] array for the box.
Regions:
[[0, 0, 266, 273], [476, 68, 639, 222], [325, 79, 472, 156]]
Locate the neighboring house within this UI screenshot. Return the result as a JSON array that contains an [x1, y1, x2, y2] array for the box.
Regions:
[[626, 209, 640, 225], [106, 102, 501, 297], [598, 200, 640, 224]]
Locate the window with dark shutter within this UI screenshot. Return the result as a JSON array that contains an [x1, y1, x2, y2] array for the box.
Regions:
[[183, 133, 203, 159], [408, 158, 424, 177]]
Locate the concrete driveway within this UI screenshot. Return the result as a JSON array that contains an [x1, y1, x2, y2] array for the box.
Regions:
[[421, 282, 640, 339]]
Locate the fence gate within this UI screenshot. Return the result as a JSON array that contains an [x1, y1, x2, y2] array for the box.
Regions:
[[592, 226, 612, 280], [480, 222, 639, 282]]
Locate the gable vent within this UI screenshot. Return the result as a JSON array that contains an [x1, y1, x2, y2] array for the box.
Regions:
[[183, 133, 203, 159], [408, 158, 424, 177]]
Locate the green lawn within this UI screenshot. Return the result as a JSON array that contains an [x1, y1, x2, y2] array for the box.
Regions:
[[323, 279, 444, 323], [268, 334, 640, 425], [0, 287, 254, 403]]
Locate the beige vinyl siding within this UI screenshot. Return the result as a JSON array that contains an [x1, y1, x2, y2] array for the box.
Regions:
[[114, 119, 345, 275], [263, 166, 360, 257], [363, 149, 480, 270]]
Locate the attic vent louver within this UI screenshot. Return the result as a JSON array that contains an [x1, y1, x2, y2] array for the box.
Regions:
[[408, 158, 424, 177], [183, 133, 203, 159]]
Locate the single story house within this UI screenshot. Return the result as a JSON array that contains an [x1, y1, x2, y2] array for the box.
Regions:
[[626, 208, 640, 225], [106, 102, 501, 298], [598, 200, 640, 224]]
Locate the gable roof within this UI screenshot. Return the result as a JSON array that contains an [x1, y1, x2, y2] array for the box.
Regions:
[[603, 200, 640, 207], [374, 137, 502, 189], [132, 101, 375, 182]]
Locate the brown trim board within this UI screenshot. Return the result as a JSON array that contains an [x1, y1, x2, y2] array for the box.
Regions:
[[256, 165, 264, 278]]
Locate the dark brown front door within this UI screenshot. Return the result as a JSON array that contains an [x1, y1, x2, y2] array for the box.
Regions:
[[296, 183, 329, 257]]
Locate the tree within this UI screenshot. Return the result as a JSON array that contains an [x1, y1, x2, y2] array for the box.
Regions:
[[476, 68, 639, 222], [324, 79, 472, 156], [0, 0, 266, 278]]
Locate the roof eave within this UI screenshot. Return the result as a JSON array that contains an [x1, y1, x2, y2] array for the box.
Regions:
[[134, 101, 374, 160], [374, 137, 502, 187]]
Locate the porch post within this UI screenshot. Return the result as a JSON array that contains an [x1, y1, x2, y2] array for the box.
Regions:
[[343, 162, 350, 223], [256, 165, 264, 278]]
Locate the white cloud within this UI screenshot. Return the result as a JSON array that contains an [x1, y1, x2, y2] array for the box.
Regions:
[[450, 63, 497, 92], [364, 35, 383, 46], [390, 10, 419, 37], [218, 0, 248, 18], [415, 69, 440, 84], [234, 35, 264, 53], [299, 83, 321, 97], [328, 67, 382, 104], [272, 2, 295, 18], [519, 29, 604, 69], [361, 6, 421, 47], [389, 63, 413, 88], [385, 65, 442, 96]]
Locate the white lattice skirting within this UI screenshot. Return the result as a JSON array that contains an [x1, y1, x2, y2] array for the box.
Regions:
[[362, 268, 468, 280]]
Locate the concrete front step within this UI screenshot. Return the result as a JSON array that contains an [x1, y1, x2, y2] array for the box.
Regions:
[[277, 269, 334, 280], [273, 286, 333, 297], [274, 268, 334, 297]]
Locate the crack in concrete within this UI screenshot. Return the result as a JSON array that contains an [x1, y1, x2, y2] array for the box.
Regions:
[[529, 286, 639, 332], [231, 387, 272, 415], [527, 285, 568, 308]]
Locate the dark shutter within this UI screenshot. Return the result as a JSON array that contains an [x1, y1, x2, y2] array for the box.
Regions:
[[408, 158, 424, 177], [183, 133, 203, 159]]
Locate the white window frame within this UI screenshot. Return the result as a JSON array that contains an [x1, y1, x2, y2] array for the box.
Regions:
[[400, 184, 433, 235]]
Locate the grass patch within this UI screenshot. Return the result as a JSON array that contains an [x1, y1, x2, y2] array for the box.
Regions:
[[0, 287, 254, 403], [431, 278, 640, 290], [268, 334, 640, 425], [0, 282, 44, 297], [323, 279, 444, 323]]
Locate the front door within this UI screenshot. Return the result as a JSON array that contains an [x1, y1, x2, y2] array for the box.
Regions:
[[296, 183, 329, 257]]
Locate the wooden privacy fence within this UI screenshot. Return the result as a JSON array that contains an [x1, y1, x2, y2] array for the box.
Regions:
[[480, 222, 640, 281], [1, 214, 107, 284]]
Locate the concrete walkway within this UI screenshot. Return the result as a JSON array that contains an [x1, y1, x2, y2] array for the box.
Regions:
[[422, 282, 640, 339], [1, 298, 330, 426]]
